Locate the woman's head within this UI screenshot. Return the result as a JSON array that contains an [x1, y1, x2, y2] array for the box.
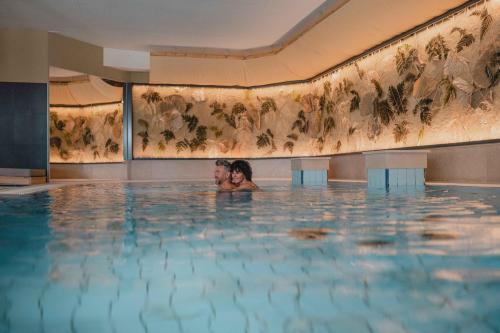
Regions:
[[230, 160, 253, 184]]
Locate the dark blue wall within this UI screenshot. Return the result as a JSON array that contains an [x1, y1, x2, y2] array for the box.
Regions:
[[0, 82, 48, 170]]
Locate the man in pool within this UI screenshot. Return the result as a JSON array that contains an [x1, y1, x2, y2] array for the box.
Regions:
[[214, 159, 235, 191]]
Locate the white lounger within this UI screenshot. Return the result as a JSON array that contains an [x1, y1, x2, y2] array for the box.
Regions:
[[0, 168, 46, 185]]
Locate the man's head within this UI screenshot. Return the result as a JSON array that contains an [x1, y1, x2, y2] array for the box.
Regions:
[[214, 159, 231, 185]]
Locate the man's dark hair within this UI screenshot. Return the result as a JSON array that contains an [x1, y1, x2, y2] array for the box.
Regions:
[[230, 160, 253, 181], [215, 159, 231, 172]]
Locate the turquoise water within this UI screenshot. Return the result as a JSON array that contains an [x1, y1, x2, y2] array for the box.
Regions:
[[1, 182, 500, 333]]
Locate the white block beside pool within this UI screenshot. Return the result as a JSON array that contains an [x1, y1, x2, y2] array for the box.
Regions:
[[291, 157, 330, 186], [364, 150, 429, 189]]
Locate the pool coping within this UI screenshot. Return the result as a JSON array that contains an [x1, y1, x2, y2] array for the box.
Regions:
[[1, 178, 499, 196]]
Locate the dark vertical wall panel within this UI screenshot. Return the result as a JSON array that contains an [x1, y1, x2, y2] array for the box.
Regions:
[[0, 82, 48, 170], [123, 83, 133, 161]]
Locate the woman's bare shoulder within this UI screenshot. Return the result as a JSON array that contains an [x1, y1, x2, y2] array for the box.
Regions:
[[234, 181, 259, 191]]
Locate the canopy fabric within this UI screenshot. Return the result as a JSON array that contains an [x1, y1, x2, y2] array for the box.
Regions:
[[49, 75, 122, 105], [151, 0, 467, 86]]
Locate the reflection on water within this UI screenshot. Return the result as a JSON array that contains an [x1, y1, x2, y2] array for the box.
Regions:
[[0, 182, 499, 332], [357, 239, 395, 247], [288, 228, 333, 240]]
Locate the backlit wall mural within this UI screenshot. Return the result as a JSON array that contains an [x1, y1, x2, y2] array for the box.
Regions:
[[50, 103, 124, 163], [130, 2, 498, 158]]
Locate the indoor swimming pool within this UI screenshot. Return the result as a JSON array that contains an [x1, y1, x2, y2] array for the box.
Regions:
[[0, 182, 499, 333]]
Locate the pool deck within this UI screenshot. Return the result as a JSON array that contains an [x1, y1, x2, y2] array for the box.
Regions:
[[1, 179, 500, 196]]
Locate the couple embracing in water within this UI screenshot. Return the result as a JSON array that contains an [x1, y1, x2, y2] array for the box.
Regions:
[[214, 159, 259, 191]]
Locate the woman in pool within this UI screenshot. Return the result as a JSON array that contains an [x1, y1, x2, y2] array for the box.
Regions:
[[230, 160, 259, 190]]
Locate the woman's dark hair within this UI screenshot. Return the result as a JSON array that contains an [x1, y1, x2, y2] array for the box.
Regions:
[[230, 160, 253, 181]]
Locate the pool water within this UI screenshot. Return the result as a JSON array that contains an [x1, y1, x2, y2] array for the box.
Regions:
[[1, 182, 500, 333]]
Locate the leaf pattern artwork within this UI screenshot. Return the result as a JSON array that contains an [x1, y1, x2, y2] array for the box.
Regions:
[[471, 8, 493, 41], [395, 44, 419, 76], [189, 126, 208, 152], [354, 62, 365, 79], [266, 129, 276, 151], [209, 126, 224, 138], [50, 136, 62, 150], [348, 126, 357, 136], [54, 119, 66, 131], [319, 81, 334, 115], [137, 119, 149, 130], [485, 51, 500, 88], [182, 114, 199, 132], [418, 127, 425, 145], [284, 132, 298, 154], [141, 89, 162, 104], [194, 139, 209, 152], [371, 80, 394, 126], [315, 137, 324, 153], [425, 35, 450, 60], [137, 118, 150, 151], [323, 117, 335, 136], [259, 97, 277, 116], [232, 102, 247, 115], [105, 138, 119, 154], [176, 139, 190, 153], [291, 110, 309, 134], [451, 27, 475, 52], [349, 90, 360, 112], [388, 82, 408, 115], [319, 93, 334, 114], [439, 76, 457, 106], [403, 73, 418, 96], [367, 120, 382, 141], [82, 127, 94, 146], [130, 3, 500, 159], [93, 146, 100, 160], [50, 104, 123, 163], [210, 101, 245, 129], [223, 113, 237, 129], [160, 129, 175, 144], [323, 81, 332, 97], [210, 101, 226, 118], [256, 132, 271, 149], [137, 131, 149, 151], [104, 110, 119, 126], [256, 129, 276, 152], [283, 141, 294, 153], [393, 121, 409, 143], [413, 98, 433, 126], [335, 78, 354, 97], [335, 140, 342, 152], [301, 94, 320, 113], [59, 149, 70, 160]]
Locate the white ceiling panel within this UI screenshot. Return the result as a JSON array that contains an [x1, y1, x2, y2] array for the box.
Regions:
[[0, 0, 325, 50]]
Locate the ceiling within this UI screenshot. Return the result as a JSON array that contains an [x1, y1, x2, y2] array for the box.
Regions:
[[149, 0, 471, 86], [0, 0, 326, 50], [1, 0, 474, 86]]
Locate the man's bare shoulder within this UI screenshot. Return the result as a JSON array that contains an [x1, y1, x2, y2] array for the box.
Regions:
[[218, 181, 236, 191]]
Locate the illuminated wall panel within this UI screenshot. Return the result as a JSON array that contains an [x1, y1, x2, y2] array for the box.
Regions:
[[50, 103, 124, 163], [133, 2, 499, 159]]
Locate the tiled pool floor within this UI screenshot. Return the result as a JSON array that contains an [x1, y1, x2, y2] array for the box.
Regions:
[[0, 182, 500, 333]]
